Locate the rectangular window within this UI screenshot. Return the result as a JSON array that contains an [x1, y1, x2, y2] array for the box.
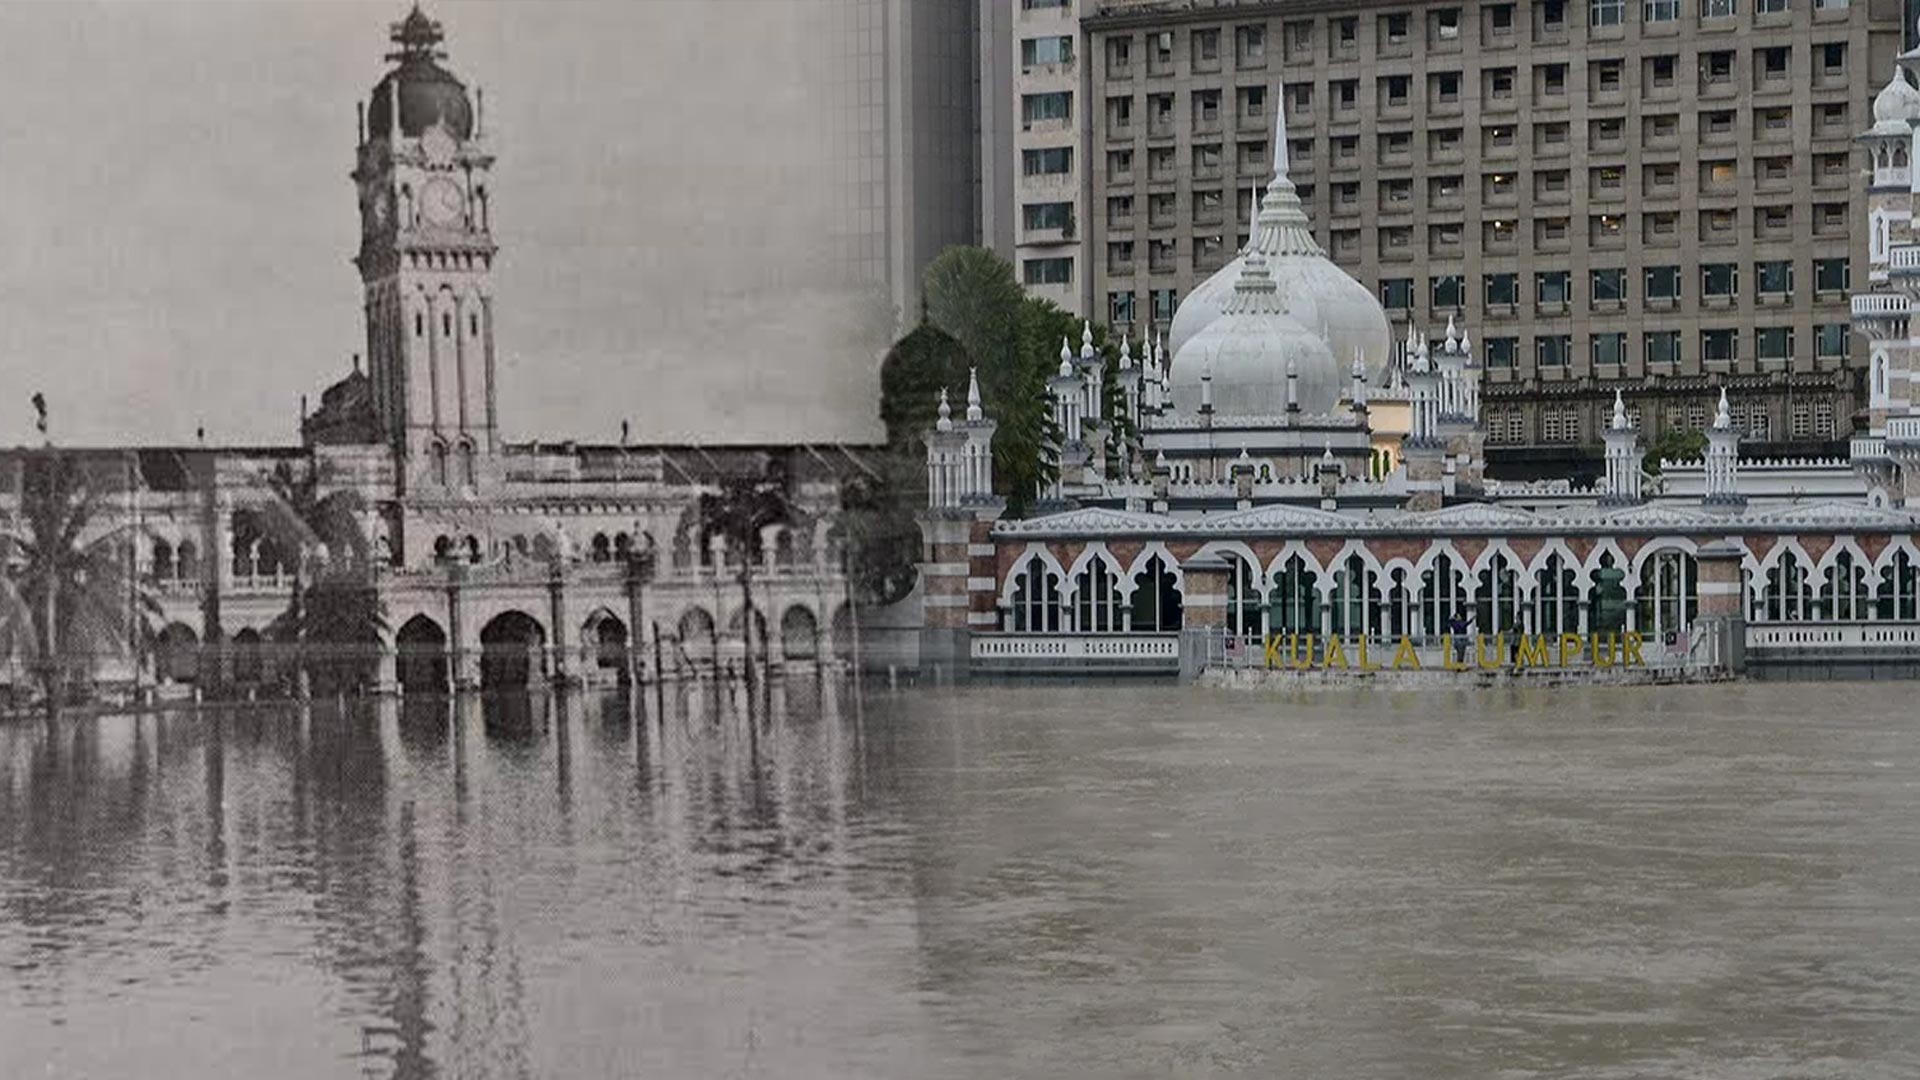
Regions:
[[1592, 332, 1626, 366], [1644, 0, 1679, 18], [1592, 268, 1625, 303], [1815, 258, 1850, 293], [1022, 147, 1073, 176], [1021, 92, 1072, 124], [1591, 0, 1625, 23], [1380, 278, 1415, 309], [1107, 242, 1134, 270], [1535, 270, 1571, 305], [1537, 335, 1573, 368], [1702, 263, 1739, 298], [1193, 28, 1220, 62], [1022, 202, 1073, 230], [1816, 323, 1847, 359], [1023, 257, 1072, 286], [1432, 274, 1466, 308], [1703, 0, 1736, 17], [1646, 265, 1681, 300], [1792, 403, 1812, 439], [1757, 0, 1788, 11], [1021, 36, 1074, 67], [1757, 327, 1793, 362], [1755, 260, 1793, 296], [1702, 328, 1739, 363], [1646, 330, 1682, 365], [1486, 272, 1519, 306], [1108, 292, 1137, 325], [1151, 289, 1178, 323], [1484, 337, 1518, 369]]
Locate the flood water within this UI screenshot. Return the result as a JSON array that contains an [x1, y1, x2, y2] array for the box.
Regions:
[[3, 680, 1919, 1079]]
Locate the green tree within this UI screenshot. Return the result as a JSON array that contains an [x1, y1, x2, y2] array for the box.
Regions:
[[922, 246, 1025, 371], [878, 322, 971, 452], [1643, 428, 1707, 476], [0, 450, 158, 710]]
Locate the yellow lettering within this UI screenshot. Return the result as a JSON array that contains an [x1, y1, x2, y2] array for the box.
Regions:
[[1324, 637, 1350, 669], [1442, 635, 1468, 671], [1264, 634, 1282, 669], [1392, 636, 1422, 670], [1476, 633, 1505, 671], [1358, 636, 1383, 671], [1558, 633, 1583, 667], [1593, 633, 1617, 668], [1624, 631, 1644, 666], [1516, 635, 1550, 669], [1291, 634, 1316, 671]]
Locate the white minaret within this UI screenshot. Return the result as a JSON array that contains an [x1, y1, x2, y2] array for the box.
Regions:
[[960, 367, 997, 505], [1601, 390, 1643, 505], [1703, 387, 1743, 508]]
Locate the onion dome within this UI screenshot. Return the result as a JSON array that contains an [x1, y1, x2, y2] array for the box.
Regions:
[[1168, 240, 1339, 418], [368, 5, 474, 141], [1168, 83, 1390, 381], [1869, 63, 1920, 136]]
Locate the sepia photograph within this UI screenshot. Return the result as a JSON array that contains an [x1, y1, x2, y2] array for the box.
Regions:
[[3, 0, 1920, 1075]]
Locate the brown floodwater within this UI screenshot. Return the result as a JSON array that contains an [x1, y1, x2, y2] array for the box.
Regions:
[[2, 680, 1917, 1078]]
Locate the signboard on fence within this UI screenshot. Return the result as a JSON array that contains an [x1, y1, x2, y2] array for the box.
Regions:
[[1254, 632, 1649, 671]]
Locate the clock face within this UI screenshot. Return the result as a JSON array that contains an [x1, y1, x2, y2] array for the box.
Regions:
[[421, 178, 465, 228]]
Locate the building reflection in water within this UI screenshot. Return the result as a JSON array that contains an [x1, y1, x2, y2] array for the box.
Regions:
[[0, 673, 889, 1079]]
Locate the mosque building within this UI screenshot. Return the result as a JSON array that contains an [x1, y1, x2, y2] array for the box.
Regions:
[[1, 7, 865, 699], [919, 68, 1920, 682]]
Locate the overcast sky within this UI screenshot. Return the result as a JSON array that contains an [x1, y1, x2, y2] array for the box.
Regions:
[[0, 0, 888, 448]]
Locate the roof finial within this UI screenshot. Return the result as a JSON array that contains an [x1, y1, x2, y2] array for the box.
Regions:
[[1714, 386, 1731, 430], [966, 367, 983, 421], [1444, 314, 1459, 352], [1611, 389, 1629, 431], [1081, 320, 1095, 360], [1321, 438, 1336, 467], [1119, 336, 1133, 370], [936, 387, 952, 431], [1271, 77, 1291, 181], [1058, 337, 1074, 377]]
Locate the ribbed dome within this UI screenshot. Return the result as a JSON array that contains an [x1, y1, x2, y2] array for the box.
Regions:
[[1871, 64, 1920, 135], [1168, 248, 1341, 417], [1168, 92, 1390, 382], [367, 6, 473, 141]]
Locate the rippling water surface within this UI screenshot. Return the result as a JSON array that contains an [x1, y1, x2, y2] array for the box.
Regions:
[[3, 680, 1919, 1078]]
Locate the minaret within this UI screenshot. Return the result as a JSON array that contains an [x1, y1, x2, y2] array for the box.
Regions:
[[355, 5, 499, 485], [1601, 390, 1643, 506], [1703, 388, 1745, 509]]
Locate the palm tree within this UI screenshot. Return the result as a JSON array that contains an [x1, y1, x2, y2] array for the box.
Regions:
[[0, 450, 158, 712], [696, 463, 790, 705], [251, 458, 380, 697]]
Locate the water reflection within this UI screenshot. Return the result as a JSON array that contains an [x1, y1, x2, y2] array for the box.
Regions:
[[4, 682, 1920, 1077]]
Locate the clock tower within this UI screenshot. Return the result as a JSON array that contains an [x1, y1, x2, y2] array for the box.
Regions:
[[355, 5, 498, 491]]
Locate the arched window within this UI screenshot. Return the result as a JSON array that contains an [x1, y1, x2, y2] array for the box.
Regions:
[[591, 533, 612, 563], [1475, 552, 1521, 635], [415, 312, 425, 337], [1329, 553, 1377, 637], [1269, 554, 1318, 636], [1819, 549, 1868, 621], [1384, 568, 1412, 637], [1073, 559, 1122, 633], [433, 535, 453, 562], [431, 442, 449, 486], [1009, 557, 1063, 633], [176, 540, 198, 582], [1877, 550, 1919, 620], [1534, 553, 1579, 635], [470, 312, 480, 337], [1227, 553, 1268, 642], [465, 535, 482, 564], [1760, 550, 1811, 622], [1131, 554, 1183, 632], [151, 539, 175, 582], [1419, 553, 1466, 639], [459, 441, 477, 488], [1637, 550, 1699, 639]]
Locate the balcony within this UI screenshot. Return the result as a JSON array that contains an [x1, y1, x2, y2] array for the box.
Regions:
[[1853, 293, 1908, 319], [1852, 435, 1888, 460], [1887, 416, 1920, 443], [1888, 244, 1920, 275]]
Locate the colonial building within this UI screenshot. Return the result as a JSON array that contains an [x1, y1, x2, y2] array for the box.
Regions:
[[919, 73, 1920, 682], [1, 7, 866, 699]]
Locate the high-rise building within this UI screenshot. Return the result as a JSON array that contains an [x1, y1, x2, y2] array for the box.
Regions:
[[1007, 0, 1906, 475], [810, 0, 983, 330]]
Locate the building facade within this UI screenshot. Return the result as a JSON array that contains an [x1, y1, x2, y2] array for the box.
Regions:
[[1056, 0, 1905, 475], [1, 7, 868, 701]]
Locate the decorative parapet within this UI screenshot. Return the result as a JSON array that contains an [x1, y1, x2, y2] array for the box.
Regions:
[[1852, 293, 1909, 319]]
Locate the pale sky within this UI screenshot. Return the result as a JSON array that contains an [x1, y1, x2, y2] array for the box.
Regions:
[[0, 0, 889, 448]]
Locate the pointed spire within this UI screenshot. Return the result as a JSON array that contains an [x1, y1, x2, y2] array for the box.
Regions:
[[1611, 389, 1629, 431], [1321, 438, 1336, 467], [1459, 329, 1472, 357], [936, 387, 952, 431], [1081, 320, 1095, 360], [1154, 449, 1169, 472], [1444, 314, 1459, 352], [1118, 336, 1132, 369], [1714, 387, 1731, 430], [966, 367, 983, 422], [1058, 336, 1073, 377], [1270, 77, 1291, 181]]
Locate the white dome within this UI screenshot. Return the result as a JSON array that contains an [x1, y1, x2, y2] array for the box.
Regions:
[[1875, 63, 1920, 126], [1168, 98, 1391, 380], [1168, 248, 1341, 417]]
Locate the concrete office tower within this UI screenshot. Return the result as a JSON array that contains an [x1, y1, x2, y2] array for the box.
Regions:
[[1058, 0, 1902, 477]]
